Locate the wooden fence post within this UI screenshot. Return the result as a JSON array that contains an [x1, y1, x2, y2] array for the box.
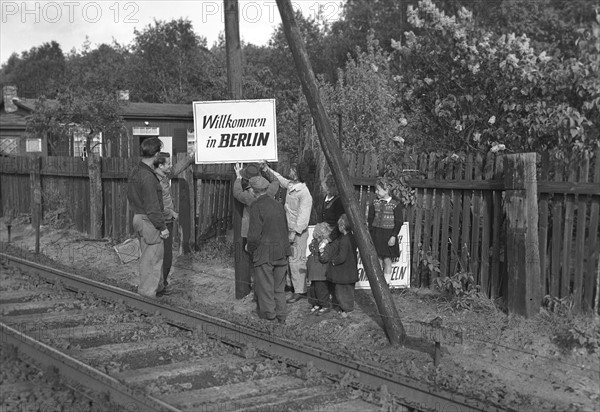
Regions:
[[224, 0, 251, 299], [178, 163, 195, 254], [504, 153, 541, 317], [88, 154, 103, 239], [29, 156, 42, 254]]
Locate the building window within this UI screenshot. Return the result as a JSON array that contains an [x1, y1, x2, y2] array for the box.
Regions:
[[26, 138, 42, 152], [0, 137, 19, 155], [73, 130, 103, 157], [132, 126, 159, 136]]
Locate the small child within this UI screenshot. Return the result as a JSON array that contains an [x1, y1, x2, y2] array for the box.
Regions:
[[306, 223, 332, 313], [368, 177, 404, 283], [320, 214, 359, 317]]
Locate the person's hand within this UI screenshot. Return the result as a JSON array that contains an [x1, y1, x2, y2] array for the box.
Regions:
[[288, 231, 296, 243], [259, 161, 269, 171], [234, 162, 243, 178], [388, 236, 396, 246], [172, 211, 179, 220], [318, 239, 329, 253], [160, 228, 169, 239]]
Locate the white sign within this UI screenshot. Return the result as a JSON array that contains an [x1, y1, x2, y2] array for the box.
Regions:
[[306, 223, 411, 289], [193, 99, 278, 164], [356, 222, 411, 289]]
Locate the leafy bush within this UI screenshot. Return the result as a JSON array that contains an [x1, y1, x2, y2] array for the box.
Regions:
[[42, 187, 71, 229], [417, 248, 440, 287], [434, 271, 495, 312], [553, 317, 600, 354], [392, 0, 600, 155]]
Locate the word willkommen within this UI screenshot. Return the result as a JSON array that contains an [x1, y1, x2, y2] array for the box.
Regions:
[[202, 114, 267, 129]]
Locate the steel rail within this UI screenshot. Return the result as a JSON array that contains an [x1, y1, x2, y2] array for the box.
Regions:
[[1, 252, 496, 412], [0, 322, 181, 412]]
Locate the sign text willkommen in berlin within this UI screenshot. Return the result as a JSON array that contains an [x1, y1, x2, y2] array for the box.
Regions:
[[193, 99, 277, 164]]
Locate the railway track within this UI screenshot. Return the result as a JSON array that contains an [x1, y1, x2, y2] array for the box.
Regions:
[[1, 252, 497, 411]]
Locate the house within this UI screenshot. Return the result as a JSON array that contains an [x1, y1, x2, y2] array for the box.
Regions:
[[0, 85, 195, 158], [0, 85, 48, 156]]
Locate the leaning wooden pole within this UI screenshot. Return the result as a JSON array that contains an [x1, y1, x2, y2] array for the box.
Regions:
[[224, 0, 251, 299], [276, 0, 406, 344]]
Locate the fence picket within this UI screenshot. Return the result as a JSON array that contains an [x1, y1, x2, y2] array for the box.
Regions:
[[550, 161, 564, 298], [480, 152, 495, 295], [415, 152, 428, 285], [430, 155, 442, 277], [470, 153, 484, 282], [561, 162, 577, 298], [584, 149, 600, 310], [439, 159, 453, 276], [539, 152, 550, 296], [573, 154, 590, 310], [460, 153, 474, 273], [449, 158, 464, 275]]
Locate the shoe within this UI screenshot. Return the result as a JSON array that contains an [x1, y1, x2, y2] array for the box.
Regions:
[[339, 311, 349, 318], [316, 307, 331, 316], [286, 293, 304, 303], [310, 305, 321, 313], [157, 286, 173, 297]]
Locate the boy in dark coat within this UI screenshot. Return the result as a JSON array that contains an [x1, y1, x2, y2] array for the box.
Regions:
[[320, 214, 359, 317], [246, 176, 291, 323]]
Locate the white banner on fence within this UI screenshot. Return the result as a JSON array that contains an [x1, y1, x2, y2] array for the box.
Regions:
[[305, 222, 411, 289], [193, 99, 278, 164]]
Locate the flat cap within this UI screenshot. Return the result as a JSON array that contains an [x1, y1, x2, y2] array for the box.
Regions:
[[249, 176, 269, 190]]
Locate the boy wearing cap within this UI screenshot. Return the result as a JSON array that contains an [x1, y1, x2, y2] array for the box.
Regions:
[[246, 176, 291, 323], [233, 163, 280, 240], [154, 153, 179, 293], [261, 162, 313, 303]]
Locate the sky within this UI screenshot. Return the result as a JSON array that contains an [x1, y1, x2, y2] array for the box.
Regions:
[[0, 0, 344, 65]]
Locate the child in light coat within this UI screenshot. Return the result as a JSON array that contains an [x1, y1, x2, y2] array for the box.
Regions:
[[306, 223, 332, 313]]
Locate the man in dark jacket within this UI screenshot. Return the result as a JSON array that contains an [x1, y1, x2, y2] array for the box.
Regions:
[[247, 176, 291, 323], [127, 137, 169, 298]]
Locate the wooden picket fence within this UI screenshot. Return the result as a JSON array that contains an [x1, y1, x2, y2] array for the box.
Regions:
[[335, 149, 599, 312], [1, 149, 598, 312]]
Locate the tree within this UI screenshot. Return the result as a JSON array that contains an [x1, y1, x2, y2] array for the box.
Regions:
[[391, 0, 600, 154], [66, 41, 131, 93], [26, 89, 128, 238], [0, 41, 66, 98], [318, 35, 401, 154], [264, 11, 330, 158], [26, 88, 126, 156], [129, 18, 214, 103]]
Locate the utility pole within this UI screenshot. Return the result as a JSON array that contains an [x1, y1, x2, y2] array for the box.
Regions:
[[276, 0, 406, 344], [224, 0, 251, 299]]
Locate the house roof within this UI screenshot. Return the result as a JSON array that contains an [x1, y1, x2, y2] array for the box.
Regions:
[[123, 102, 193, 119], [0, 98, 36, 129], [2, 98, 194, 121]]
